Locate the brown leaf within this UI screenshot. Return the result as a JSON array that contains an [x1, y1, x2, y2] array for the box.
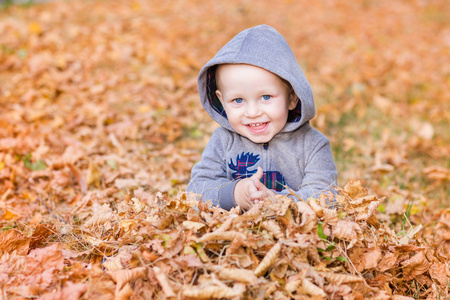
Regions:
[[401, 251, 430, 281], [182, 285, 241, 299], [183, 220, 206, 233], [39, 282, 87, 300], [343, 180, 367, 199], [67, 163, 87, 194], [86, 160, 101, 188], [377, 252, 399, 272], [29, 224, 55, 250], [213, 214, 237, 233], [262, 220, 285, 240], [197, 231, 246, 243], [299, 278, 326, 298], [322, 208, 339, 225], [428, 262, 448, 287], [83, 203, 116, 229], [153, 266, 175, 298], [25, 243, 65, 275], [216, 267, 258, 284], [115, 283, 135, 300], [0, 229, 30, 255], [323, 284, 352, 297], [423, 166, 450, 181], [333, 220, 362, 241], [254, 242, 282, 276], [350, 248, 382, 272], [392, 296, 415, 300], [318, 272, 364, 285], [110, 267, 147, 295], [296, 201, 318, 233], [308, 197, 323, 217]]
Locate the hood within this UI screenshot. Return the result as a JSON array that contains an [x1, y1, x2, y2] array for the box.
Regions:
[[197, 24, 315, 133]]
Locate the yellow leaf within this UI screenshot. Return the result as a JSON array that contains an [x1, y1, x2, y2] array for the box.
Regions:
[[131, 2, 141, 11], [28, 22, 42, 34], [183, 245, 196, 255], [120, 220, 136, 233], [86, 160, 101, 188], [138, 105, 151, 113], [55, 56, 67, 69], [3, 209, 20, 220], [409, 204, 421, 215]]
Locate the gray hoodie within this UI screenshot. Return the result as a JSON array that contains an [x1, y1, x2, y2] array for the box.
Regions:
[[187, 25, 337, 210]]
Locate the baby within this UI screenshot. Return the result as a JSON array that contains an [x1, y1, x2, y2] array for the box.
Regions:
[[187, 25, 337, 210]]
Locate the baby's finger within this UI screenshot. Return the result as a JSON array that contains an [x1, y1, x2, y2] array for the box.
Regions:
[[249, 191, 263, 201], [249, 167, 264, 181], [248, 181, 258, 195], [238, 199, 252, 211], [254, 181, 277, 202], [254, 178, 269, 191], [264, 189, 277, 203]]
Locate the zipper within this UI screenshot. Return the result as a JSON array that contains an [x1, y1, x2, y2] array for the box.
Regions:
[[262, 142, 269, 186]]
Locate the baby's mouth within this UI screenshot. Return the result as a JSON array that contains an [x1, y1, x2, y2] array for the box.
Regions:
[[248, 122, 267, 127], [246, 122, 269, 132]]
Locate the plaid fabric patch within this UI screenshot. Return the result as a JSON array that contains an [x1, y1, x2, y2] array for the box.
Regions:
[[262, 171, 286, 192], [229, 152, 285, 192], [229, 152, 259, 179]]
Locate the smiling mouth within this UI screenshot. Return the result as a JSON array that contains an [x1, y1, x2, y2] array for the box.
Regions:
[[246, 122, 269, 132], [248, 122, 268, 127]]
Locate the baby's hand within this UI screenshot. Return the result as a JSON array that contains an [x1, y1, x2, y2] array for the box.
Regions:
[[250, 179, 277, 203], [234, 167, 264, 210]]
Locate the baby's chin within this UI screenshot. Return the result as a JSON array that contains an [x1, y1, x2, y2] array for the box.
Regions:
[[245, 134, 274, 144]]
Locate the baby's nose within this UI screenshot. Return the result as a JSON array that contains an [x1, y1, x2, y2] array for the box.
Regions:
[[245, 102, 262, 117]]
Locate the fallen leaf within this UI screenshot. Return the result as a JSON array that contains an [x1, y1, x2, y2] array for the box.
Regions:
[[0, 229, 30, 255]]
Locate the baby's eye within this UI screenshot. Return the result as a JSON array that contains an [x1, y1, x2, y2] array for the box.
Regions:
[[262, 95, 271, 101], [233, 98, 244, 104]]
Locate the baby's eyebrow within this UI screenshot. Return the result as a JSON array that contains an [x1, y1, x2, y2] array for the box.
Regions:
[[225, 92, 244, 98]]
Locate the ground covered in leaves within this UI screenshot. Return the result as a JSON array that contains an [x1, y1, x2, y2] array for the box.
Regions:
[[0, 0, 449, 299]]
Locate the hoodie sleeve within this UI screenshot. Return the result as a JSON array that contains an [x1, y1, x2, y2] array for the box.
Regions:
[[186, 128, 238, 210], [278, 130, 338, 202]]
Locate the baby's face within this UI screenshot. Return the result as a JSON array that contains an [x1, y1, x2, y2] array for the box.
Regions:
[[215, 64, 298, 144]]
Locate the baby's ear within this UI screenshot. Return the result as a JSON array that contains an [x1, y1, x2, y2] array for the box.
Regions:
[[288, 89, 299, 110], [215, 90, 224, 103]]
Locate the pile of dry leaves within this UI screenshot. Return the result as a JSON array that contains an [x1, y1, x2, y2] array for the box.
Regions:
[[1, 180, 449, 299]]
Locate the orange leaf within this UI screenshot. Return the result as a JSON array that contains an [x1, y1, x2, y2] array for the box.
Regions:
[[0, 229, 30, 255]]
